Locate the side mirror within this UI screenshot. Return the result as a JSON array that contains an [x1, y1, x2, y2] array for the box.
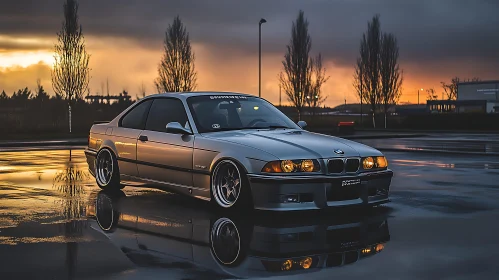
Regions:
[[166, 122, 192, 135], [297, 121, 307, 129]]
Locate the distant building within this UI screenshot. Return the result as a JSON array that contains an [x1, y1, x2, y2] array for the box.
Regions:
[[427, 80, 499, 113], [85, 91, 131, 104], [458, 80, 499, 113]]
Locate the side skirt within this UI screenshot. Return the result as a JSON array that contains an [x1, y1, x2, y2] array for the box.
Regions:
[[120, 174, 211, 201]]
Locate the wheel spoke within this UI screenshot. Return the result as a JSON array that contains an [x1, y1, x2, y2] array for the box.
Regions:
[[226, 188, 233, 199]]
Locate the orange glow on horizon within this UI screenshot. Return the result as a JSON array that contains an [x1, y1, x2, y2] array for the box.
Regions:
[[0, 36, 454, 107]]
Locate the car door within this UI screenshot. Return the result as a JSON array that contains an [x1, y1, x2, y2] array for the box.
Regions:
[[112, 99, 153, 177], [136, 98, 194, 191]]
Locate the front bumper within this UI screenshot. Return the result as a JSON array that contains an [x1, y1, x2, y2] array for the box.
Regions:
[[247, 170, 393, 211]]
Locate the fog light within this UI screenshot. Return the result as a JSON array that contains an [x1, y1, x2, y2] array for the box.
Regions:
[[281, 259, 293, 271], [280, 194, 300, 203], [300, 257, 313, 269], [376, 243, 384, 252], [362, 248, 372, 254]]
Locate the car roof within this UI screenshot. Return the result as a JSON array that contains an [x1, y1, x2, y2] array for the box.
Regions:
[[142, 91, 255, 101]]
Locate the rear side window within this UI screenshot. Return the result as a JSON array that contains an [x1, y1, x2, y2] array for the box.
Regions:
[[120, 100, 153, 129], [145, 98, 189, 133]]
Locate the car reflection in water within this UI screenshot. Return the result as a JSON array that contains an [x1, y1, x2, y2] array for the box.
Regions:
[[87, 190, 391, 278]]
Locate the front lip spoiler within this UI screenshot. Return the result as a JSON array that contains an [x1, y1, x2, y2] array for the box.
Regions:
[[247, 170, 393, 184]]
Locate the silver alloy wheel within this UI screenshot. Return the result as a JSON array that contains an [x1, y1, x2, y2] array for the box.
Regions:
[[212, 160, 242, 208], [96, 149, 114, 187], [210, 217, 241, 265]]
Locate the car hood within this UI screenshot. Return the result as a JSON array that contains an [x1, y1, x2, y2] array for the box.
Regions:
[[202, 129, 382, 159]]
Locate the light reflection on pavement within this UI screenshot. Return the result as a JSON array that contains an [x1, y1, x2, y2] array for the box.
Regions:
[[0, 148, 499, 279]]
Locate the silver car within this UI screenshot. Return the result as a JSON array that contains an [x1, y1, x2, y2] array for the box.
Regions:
[[84, 92, 393, 211]]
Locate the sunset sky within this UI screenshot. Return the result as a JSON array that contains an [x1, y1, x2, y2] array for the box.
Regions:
[[1, 0, 499, 107]]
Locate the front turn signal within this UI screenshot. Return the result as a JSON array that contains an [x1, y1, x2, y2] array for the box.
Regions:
[[262, 161, 283, 173], [376, 156, 388, 168]]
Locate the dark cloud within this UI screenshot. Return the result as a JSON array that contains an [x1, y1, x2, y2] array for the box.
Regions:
[[1, 0, 499, 68]]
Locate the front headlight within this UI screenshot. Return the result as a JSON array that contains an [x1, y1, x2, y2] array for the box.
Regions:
[[362, 156, 388, 170], [362, 157, 375, 169], [262, 159, 320, 173]]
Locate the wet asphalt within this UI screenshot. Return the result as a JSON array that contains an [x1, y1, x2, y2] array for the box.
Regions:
[[1, 140, 499, 279]]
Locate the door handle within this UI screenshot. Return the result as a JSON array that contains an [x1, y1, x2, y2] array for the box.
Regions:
[[138, 135, 148, 142]]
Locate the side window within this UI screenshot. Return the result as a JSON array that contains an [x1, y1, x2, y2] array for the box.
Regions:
[[145, 98, 189, 133], [120, 100, 153, 129]]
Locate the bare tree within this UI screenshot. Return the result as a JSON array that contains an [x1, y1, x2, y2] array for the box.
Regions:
[[379, 33, 403, 128], [441, 77, 459, 100], [52, 0, 90, 133], [139, 82, 147, 99], [34, 79, 50, 102], [279, 10, 313, 121], [441, 77, 480, 100], [353, 44, 368, 126], [355, 15, 382, 128], [426, 88, 438, 101], [305, 53, 330, 117], [155, 16, 197, 93]]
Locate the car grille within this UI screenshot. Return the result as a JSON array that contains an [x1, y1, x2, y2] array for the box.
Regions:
[[327, 159, 344, 173], [327, 158, 360, 173], [345, 158, 360, 172]]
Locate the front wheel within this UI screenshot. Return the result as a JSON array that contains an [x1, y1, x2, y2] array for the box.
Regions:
[[95, 148, 122, 190], [211, 160, 252, 209]]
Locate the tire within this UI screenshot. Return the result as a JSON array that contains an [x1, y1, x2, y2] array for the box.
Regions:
[[95, 148, 122, 190], [95, 190, 125, 233], [211, 160, 252, 209], [210, 216, 253, 267]]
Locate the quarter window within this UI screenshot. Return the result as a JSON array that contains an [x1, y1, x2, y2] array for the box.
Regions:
[[120, 99, 153, 129], [145, 98, 189, 133]]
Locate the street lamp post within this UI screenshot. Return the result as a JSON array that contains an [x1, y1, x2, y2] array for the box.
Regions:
[[259, 18, 266, 98], [418, 88, 423, 105]]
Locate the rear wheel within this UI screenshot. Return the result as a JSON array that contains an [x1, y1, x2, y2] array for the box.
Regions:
[[95, 148, 122, 190], [211, 160, 252, 209]]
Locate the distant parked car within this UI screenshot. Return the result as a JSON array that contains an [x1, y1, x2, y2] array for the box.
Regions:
[[337, 121, 355, 135], [85, 92, 392, 210]]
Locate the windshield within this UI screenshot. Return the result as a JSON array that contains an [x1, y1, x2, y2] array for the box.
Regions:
[[187, 95, 299, 133]]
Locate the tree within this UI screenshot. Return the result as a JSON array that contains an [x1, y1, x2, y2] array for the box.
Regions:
[[34, 79, 50, 102], [379, 33, 402, 128], [279, 10, 313, 121], [441, 77, 480, 100], [426, 88, 438, 101], [441, 77, 459, 100], [353, 46, 368, 126], [139, 82, 147, 99], [52, 0, 90, 133], [355, 15, 382, 128], [155, 16, 197, 93], [0, 90, 8, 100], [305, 53, 330, 117], [12, 88, 32, 101], [354, 15, 403, 128]]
